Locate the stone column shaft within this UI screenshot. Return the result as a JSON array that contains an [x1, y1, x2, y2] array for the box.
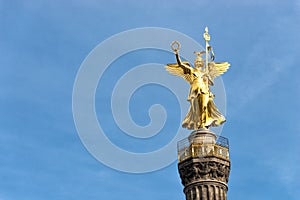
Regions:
[[178, 130, 230, 200]]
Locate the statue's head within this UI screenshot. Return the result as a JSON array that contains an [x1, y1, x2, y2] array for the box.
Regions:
[[194, 51, 205, 69]]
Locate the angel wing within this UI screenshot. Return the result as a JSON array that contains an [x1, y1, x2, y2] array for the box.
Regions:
[[164, 61, 194, 84], [208, 62, 230, 81]]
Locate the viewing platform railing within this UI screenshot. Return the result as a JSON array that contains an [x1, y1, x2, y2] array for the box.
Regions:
[[177, 134, 229, 162]]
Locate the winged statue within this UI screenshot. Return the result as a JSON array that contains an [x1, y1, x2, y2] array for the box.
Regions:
[[165, 27, 230, 130]]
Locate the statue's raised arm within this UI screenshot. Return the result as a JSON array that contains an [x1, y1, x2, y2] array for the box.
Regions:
[[164, 41, 194, 85]]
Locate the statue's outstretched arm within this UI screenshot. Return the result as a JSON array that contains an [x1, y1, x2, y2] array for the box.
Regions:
[[175, 52, 182, 66], [171, 41, 183, 66]]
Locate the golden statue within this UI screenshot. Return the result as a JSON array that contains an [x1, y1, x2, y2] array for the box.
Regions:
[[165, 27, 230, 130]]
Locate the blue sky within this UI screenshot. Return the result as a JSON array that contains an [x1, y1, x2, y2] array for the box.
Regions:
[[1, 0, 300, 199]]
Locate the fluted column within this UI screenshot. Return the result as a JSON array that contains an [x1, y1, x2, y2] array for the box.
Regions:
[[178, 129, 230, 200]]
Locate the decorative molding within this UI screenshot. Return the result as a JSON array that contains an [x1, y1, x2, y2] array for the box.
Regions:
[[178, 159, 230, 187]]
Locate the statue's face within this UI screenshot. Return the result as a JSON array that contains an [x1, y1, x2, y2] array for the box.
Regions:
[[194, 60, 204, 69]]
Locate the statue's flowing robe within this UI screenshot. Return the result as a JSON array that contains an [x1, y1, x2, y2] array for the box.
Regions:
[[182, 73, 225, 130]]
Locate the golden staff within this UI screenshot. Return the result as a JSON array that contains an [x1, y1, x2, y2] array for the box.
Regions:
[[203, 26, 211, 73]]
